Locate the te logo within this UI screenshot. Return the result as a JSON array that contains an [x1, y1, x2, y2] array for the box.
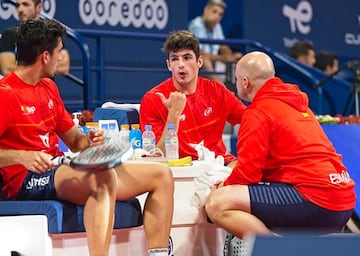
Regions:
[[282, 0, 313, 34]]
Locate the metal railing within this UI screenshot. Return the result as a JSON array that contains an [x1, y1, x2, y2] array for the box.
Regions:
[[75, 29, 320, 108], [2, 0, 322, 111]]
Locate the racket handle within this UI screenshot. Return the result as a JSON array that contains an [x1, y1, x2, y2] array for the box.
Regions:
[[51, 155, 72, 166]]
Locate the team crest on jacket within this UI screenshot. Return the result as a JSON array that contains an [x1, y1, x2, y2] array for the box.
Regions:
[[39, 132, 50, 148], [204, 107, 212, 116], [48, 99, 54, 109], [179, 114, 186, 121]]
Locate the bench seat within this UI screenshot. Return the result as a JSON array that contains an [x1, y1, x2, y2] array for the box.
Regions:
[[0, 198, 143, 234]]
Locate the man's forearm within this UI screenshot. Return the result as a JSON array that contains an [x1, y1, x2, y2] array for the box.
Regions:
[[0, 149, 24, 167], [0, 52, 16, 76]]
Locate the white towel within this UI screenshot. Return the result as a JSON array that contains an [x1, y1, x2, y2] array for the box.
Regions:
[[101, 101, 140, 112], [190, 155, 231, 208]]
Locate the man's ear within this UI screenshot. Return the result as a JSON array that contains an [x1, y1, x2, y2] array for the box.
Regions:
[[166, 59, 171, 71], [243, 76, 250, 89], [41, 51, 50, 65], [198, 55, 204, 69]]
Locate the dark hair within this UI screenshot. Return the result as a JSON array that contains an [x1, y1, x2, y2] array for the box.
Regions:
[[314, 51, 338, 71], [289, 40, 314, 59], [15, 0, 41, 8], [16, 19, 66, 65], [162, 30, 200, 59], [206, 0, 227, 9]]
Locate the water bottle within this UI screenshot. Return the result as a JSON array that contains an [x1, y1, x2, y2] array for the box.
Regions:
[[107, 121, 118, 143], [72, 112, 81, 127], [165, 123, 179, 160], [73, 111, 86, 132], [100, 122, 110, 142], [118, 124, 130, 145], [129, 124, 142, 150], [142, 124, 156, 153]]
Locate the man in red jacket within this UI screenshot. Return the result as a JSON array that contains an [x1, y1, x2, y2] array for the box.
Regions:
[[140, 30, 246, 166], [205, 51, 355, 238], [0, 19, 173, 256]]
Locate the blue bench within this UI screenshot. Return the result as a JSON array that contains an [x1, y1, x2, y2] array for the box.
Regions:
[[0, 107, 143, 234], [0, 199, 143, 234]]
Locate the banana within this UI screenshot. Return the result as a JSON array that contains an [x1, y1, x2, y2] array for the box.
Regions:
[[168, 156, 193, 167]]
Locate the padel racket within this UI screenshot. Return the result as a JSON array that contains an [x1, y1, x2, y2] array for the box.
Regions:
[[52, 142, 133, 171]]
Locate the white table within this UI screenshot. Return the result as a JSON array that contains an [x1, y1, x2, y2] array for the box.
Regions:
[[137, 161, 226, 256], [52, 161, 226, 256]]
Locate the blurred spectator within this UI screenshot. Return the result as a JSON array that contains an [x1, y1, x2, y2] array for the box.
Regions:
[[188, 0, 242, 81], [0, 0, 70, 76], [289, 40, 315, 67], [314, 51, 339, 75]]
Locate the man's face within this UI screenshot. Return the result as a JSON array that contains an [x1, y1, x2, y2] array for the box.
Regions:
[[203, 4, 224, 30], [166, 49, 202, 88], [43, 39, 63, 78], [303, 49, 316, 67], [326, 59, 339, 75], [16, 0, 41, 21]]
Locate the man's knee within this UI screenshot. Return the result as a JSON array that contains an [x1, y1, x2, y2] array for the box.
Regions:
[[93, 168, 118, 194], [152, 163, 173, 180], [205, 192, 220, 221], [158, 165, 174, 191]]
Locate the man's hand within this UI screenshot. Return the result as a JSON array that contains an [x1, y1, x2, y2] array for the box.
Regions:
[[211, 181, 225, 190], [20, 151, 54, 173], [156, 91, 186, 116], [87, 129, 106, 147]]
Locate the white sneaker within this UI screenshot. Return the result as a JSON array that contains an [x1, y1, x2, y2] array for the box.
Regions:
[[168, 236, 174, 256]]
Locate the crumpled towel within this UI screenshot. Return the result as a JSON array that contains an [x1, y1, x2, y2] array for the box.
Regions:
[[101, 101, 140, 112], [191, 161, 231, 208]]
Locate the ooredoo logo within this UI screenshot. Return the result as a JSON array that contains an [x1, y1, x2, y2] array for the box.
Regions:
[[0, 1, 17, 20], [40, 0, 56, 18], [0, 0, 55, 20], [79, 0, 169, 29]]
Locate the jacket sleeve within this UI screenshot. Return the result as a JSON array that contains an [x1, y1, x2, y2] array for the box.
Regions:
[[224, 108, 271, 185]]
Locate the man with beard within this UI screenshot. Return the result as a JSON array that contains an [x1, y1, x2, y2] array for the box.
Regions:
[[0, 0, 70, 76]]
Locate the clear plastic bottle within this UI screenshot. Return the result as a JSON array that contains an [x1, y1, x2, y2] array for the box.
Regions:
[[129, 124, 142, 150], [72, 112, 81, 127], [72, 112, 84, 133], [165, 123, 179, 160], [142, 124, 156, 153], [100, 122, 109, 142], [118, 124, 130, 145], [107, 121, 119, 143]]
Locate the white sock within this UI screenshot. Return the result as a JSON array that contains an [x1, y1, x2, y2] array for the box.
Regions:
[[148, 248, 168, 256]]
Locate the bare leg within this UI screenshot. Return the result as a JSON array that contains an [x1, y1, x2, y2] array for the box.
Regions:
[[205, 184, 271, 238], [55, 166, 118, 256], [115, 161, 174, 249]]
